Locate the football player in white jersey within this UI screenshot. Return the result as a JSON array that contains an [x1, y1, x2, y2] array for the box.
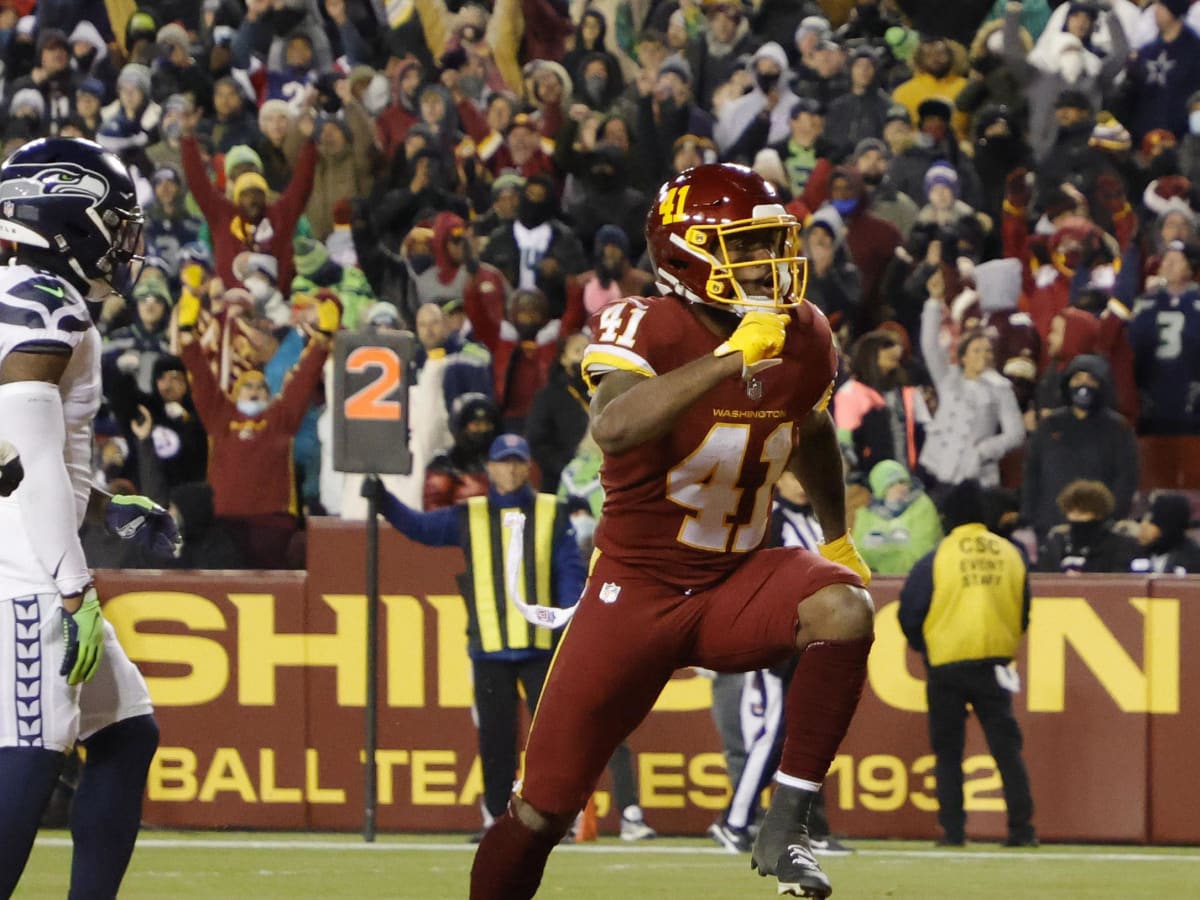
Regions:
[[0, 137, 162, 899]]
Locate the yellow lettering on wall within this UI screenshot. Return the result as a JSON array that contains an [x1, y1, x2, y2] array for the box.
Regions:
[[231, 594, 365, 706], [105, 593, 229, 706], [687, 752, 731, 810], [382, 596, 424, 707], [306, 749, 346, 803], [199, 748, 256, 802], [458, 754, 484, 807], [259, 749, 302, 803], [909, 754, 938, 812], [654, 670, 713, 712], [867, 603, 927, 712], [357, 749, 410, 804], [857, 754, 907, 812], [639, 752, 685, 809], [962, 755, 1004, 812], [1027, 597, 1180, 713], [147, 746, 197, 801], [411, 750, 458, 805], [426, 595, 472, 708]]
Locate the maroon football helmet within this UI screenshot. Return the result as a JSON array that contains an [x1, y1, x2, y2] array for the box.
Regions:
[[645, 163, 807, 312]]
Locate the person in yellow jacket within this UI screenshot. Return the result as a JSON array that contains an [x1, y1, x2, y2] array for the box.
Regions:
[[898, 479, 1036, 848]]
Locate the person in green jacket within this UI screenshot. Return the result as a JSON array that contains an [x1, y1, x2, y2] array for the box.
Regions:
[[852, 459, 943, 575]]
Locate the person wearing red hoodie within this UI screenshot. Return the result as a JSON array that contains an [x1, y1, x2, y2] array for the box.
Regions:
[[465, 285, 585, 432], [411, 211, 509, 319], [1030, 301, 1138, 422], [180, 107, 316, 290]]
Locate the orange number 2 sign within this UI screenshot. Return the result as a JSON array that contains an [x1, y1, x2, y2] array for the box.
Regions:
[[344, 346, 403, 421]]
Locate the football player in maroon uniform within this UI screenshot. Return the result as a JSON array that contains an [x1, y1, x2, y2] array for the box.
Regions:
[[470, 163, 875, 899]]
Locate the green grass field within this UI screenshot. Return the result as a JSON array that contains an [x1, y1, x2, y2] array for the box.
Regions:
[[17, 832, 1200, 899]]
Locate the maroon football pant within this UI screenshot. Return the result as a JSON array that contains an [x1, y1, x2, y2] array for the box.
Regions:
[[518, 546, 861, 817]]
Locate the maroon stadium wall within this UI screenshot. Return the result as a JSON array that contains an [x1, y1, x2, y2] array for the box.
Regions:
[[91, 520, 1200, 842]]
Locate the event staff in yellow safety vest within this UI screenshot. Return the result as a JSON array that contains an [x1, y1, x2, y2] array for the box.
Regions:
[[362, 434, 586, 836], [898, 479, 1037, 849]]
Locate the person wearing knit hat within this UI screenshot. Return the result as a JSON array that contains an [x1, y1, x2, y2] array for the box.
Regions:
[[363, 301, 403, 330], [232, 171, 269, 206], [924, 161, 959, 201], [8, 87, 45, 122], [851, 459, 942, 576], [659, 55, 693, 85], [1089, 113, 1132, 153], [223, 144, 264, 182], [854, 137, 890, 161], [1133, 492, 1200, 574], [293, 236, 331, 280], [117, 63, 152, 98]]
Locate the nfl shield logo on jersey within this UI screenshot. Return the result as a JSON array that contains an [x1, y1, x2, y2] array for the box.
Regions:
[[599, 582, 621, 604]]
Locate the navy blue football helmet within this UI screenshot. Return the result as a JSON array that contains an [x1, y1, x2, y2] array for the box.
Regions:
[[0, 137, 144, 286]]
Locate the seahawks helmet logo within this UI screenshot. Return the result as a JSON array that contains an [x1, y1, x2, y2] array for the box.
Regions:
[[0, 164, 108, 204]]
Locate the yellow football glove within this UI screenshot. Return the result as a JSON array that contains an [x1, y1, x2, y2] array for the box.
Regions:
[[316, 296, 342, 334], [819, 533, 872, 586], [714, 311, 790, 377], [177, 291, 201, 329]]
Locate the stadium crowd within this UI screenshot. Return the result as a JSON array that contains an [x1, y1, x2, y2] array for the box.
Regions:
[[7, 0, 1196, 574]]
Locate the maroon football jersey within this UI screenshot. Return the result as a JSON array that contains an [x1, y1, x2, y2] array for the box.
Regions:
[[583, 294, 837, 590]]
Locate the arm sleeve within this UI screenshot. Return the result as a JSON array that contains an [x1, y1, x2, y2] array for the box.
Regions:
[[272, 339, 330, 434], [180, 339, 234, 436], [180, 135, 228, 224], [64, 415, 92, 527], [0, 382, 91, 596], [552, 511, 586, 608], [897, 551, 935, 656], [378, 488, 460, 545], [919, 299, 952, 387], [275, 140, 318, 229]]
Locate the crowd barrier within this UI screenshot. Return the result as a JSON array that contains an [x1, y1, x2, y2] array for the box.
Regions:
[[92, 519, 1200, 843]]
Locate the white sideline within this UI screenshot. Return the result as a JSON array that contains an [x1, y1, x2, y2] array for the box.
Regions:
[[30, 836, 1200, 863]]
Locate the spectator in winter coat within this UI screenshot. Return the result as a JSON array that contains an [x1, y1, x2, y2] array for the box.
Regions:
[[852, 460, 944, 576], [852, 138, 920, 240], [1034, 307, 1101, 415], [410, 211, 509, 324], [1003, 1, 1126, 161], [1129, 240, 1200, 432], [424, 392, 501, 510], [481, 175, 588, 317], [578, 225, 655, 316], [803, 206, 862, 339], [526, 332, 590, 494], [1021, 354, 1139, 540], [181, 106, 317, 290], [919, 272, 1025, 491], [891, 37, 969, 141], [767, 96, 836, 204], [633, 57, 715, 186], [686, 1, 760, 110], [834, 329, 930, 476], [178, 297, 335, 568], [1131, 492, 1200, 575], [824, 46, 893, 159], [466, 285, 586, 432], [302, 111, 375, 241], [715, 41, 798, 157], [827, 167, 903, 328], [1036, 480, 1139, 573], [107, 354, 209, 493], [1127, 0, 1200, 141]]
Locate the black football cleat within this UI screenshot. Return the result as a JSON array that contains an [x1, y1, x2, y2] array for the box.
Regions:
[[750, 785, 832, 897]]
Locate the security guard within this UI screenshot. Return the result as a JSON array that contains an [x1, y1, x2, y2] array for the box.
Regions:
[[898, 480, 1036, 848], [363, 434, 586, 836]]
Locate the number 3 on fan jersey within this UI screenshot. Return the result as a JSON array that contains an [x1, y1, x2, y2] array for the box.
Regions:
[[667, 422, 793, 552]]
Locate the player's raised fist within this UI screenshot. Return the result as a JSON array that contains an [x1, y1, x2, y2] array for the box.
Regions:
[[714, 311, 790, 376]]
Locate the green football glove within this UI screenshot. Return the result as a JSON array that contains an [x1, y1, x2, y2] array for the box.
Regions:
[[61, 586, 105, 686]]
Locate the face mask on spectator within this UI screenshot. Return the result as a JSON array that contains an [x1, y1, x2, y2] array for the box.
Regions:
[[236, 398, 269, 418], [1071, 384, 1099, 412], [518, 195, 554, 228], [832, 197, 858, 217], [756, 70, 781, 93], [1068, 519, 1103, 547], [1190, 110, 1200, 136], [163, 119, 182, 140], [585, 74, 607, 101]]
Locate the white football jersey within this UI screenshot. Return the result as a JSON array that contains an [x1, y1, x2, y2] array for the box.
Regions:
[[0, 264, 99, 596]]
